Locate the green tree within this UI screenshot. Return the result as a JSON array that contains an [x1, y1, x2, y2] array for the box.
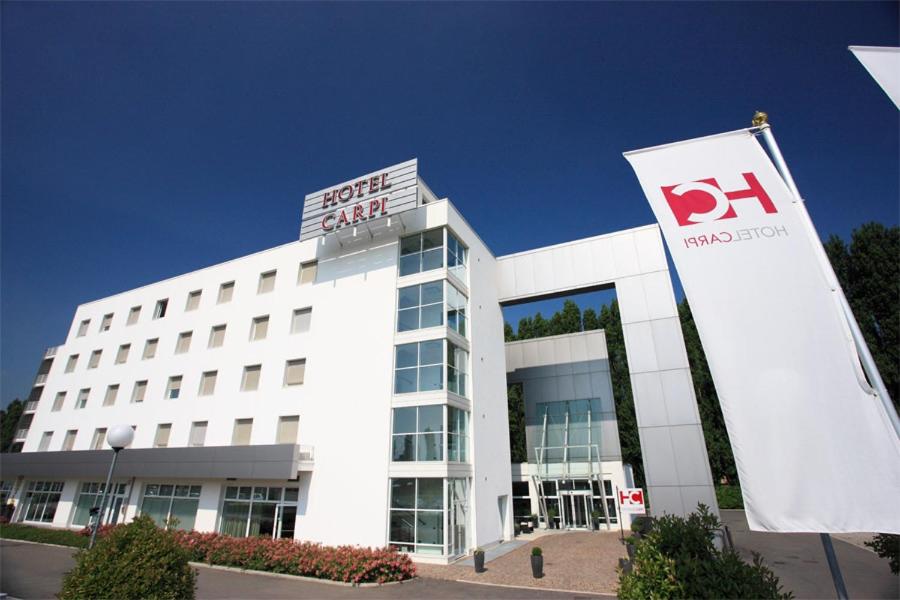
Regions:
[[531, 312, 549, 338], [582, 307, 600, 331], [504, 322, 515, 342], [507, 383, 527, 463], [824, 223, 899, 413], [517, 316, 534, 340], [0, 399, 24, 453], [557, 300, 583, 334]]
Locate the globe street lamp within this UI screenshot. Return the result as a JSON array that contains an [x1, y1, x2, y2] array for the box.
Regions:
[[88, 424, 134, 549]]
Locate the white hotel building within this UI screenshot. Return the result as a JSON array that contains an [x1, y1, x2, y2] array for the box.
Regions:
[[2, 159, 718, 561]]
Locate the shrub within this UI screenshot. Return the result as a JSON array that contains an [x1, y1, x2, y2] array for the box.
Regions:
[[0, 523, 87, 548], [531, 546, 542, 556], [618, 505, 791, 599], [169, 530, 416, 584], [77, 523, 121, 539], [716, 485, 745, 509], [865, 533, 899, 574], [60, 515, 196, 600]]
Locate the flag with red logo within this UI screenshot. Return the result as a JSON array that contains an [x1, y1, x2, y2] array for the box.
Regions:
[[624, 128, 900, 533]]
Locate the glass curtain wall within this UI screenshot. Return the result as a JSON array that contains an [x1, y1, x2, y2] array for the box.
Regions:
[[391, 405, 469, 463], [20, 481, 64, 523]]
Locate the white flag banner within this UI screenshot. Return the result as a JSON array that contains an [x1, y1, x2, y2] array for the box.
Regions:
[[849, 46, 900, 109], [624, 129, 900, 533]]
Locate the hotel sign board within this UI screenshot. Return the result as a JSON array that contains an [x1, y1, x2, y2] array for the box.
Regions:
[[300, 158, 419, 241]]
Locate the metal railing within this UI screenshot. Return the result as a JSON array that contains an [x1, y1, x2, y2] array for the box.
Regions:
[[44, 346, 59, 358], [298, 445, 315, 461], [24, 401, 39, 412], [15, 428, 29, 440], [33, 374, 48, 386]]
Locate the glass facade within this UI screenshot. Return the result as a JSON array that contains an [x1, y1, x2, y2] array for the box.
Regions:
[[447, 342, 468, 397], [534, 399, 606, 462], [446, 283, 467, 337], [391, 405, 469, 462], [72, 482, 128, 527], [447, 406, 469, 462], [399, 229, 444, 277], [447, 232, 468, 283], [21, 481, 64, 523], [394, 340, 443, 393], [219, 486, 299, 539], [397, 281, 443, 332], [140, 484, 202, 530]]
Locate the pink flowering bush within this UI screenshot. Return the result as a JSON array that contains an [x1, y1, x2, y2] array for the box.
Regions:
[[170, 530, 416, 584], [77, 523, 122, 539]]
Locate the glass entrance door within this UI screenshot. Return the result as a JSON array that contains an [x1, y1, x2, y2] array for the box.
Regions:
[[276, 505, 297, 539], [560, 492, 591, 529]]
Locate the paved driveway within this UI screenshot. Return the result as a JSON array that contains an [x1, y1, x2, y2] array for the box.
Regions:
[[0, 540, 600, 599], [723, 510, 897, 599]]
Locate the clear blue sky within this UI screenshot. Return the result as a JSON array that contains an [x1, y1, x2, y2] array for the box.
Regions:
[[2, 2, 898, 408]]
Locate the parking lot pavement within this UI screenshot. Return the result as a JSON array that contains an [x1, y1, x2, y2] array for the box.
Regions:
[[722, 510, 898, 599], [0, 539, 598, 600]]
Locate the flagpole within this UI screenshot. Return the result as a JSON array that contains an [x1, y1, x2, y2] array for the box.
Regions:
[[752, 113, 900, 440]]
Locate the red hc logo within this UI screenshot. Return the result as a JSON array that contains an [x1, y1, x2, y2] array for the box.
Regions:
[[661, 172, 777, 227]]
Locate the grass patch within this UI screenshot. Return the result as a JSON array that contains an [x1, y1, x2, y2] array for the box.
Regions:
[[0, 523, 88, 548], [715, 485, 744, 509]]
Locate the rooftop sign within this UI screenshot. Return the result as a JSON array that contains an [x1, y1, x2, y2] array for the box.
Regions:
[[300, 158, 418, 241]]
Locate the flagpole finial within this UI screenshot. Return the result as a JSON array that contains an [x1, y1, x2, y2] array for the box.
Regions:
[[752, 111, 769, 127]]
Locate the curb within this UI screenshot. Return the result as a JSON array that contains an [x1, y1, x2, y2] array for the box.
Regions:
[[0, 537, 82, 551], [452, 578, 618, 597], [189, 562, 413, 588]]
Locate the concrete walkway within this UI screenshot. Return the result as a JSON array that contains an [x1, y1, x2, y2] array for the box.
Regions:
[[722, 509, 898, 599], [0, 539, 600, 599]]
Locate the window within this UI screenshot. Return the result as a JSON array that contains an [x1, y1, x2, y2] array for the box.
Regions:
[[65, 354, 78, 373], [115, 344, 130, 364], [283, 359, 306, 387], [241, 365, 261, 391], [185, 290, 202, 311], [220, 485, 299, 538], [175, 331, 193, 354], [62, 430, 77, 451], [154, 299, 168, 319], [100, 313, 114, 332], [277, 416, 299, 444], [297, 261, 317, 285], [397, 281, 443, 332], [51, 392, 66, 412], [38, 432, 53, 451], [291, 308, 312, 334], [258, 270, 277, 294], [446, 283, 468, 337], [154, 423, 172, 448], [88, 349, 102, 369], [208, 324, 226, 348], [189, 422, 208, 447], [131, 380, 148, 403], [199, 371, 217, 396], [165, 376, 182, 400], [389, 478, 445, 555], [392, 405, 443, 461], [21, 481, 64, 523], [447, 341, 468, 397], [512, 481, 532, 524], [90, 428, 107, 450], [143, 338, 158, 359], [399, 229, 443, 276], [448, 406, 469, 462], [231, 419, 253, 445], [77, 319, 90, 337], [394, 340, 442, 394], [127, 306, 141, 325], [75, 388, 90, 410], [103, 385, 119, 407], [217, 281, 235, 304], [250, 316, 269, 341], [447, 231, 468, 282], [0, 481, 11, 505], [140, 484, 202, 530], [127, 426, 136, 447], [72, 482, 128, 527]]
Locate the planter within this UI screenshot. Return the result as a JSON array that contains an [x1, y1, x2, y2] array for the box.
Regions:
[[626, 543, 636, 560], [530, 554, 543, 578], [473, 552, 485, 573], [618, 557, 632, 574]]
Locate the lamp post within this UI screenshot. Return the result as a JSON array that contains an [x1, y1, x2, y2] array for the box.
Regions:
[[89, 424, 134, 549]]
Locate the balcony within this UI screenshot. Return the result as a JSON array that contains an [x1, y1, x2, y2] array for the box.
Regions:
[[24, 401, 39, 413], [14, 428, 29, 441], [298, 444, 315, 465], [44, 346, 59, 358], [33, 374, 48, 386]]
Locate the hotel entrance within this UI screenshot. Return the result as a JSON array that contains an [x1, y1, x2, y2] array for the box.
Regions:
[[559, 490, 592, 529]]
